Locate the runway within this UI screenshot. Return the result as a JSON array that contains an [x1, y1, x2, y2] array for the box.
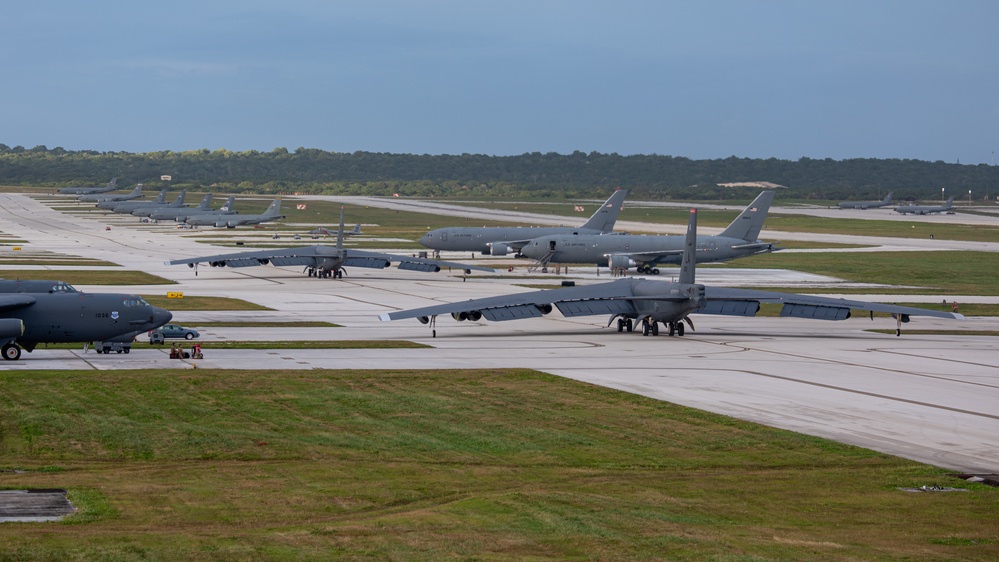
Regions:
[[2, 192, 998, 473]]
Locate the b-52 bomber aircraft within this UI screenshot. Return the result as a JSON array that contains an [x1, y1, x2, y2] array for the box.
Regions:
[[78, 183, 144, 203], [0, 279, 172, 360], [894, 196, 955, 215], [380, 208, 963, 338], [58, 177, 118, 195], [521, 190, 776, 274], [184, 198, 282, 227], [838, 192, 893, 209], [165, 208, 495, 278], [419, 189, 629, 256]]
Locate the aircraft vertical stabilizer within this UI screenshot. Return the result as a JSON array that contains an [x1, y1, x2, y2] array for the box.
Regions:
[[579, 189, 629, 232], [718, 190, 775, 241], [679, 209, 697, 285]]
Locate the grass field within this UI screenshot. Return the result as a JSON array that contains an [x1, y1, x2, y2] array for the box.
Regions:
[[0, 369, 995, 561], [0, 270, 174, 286]]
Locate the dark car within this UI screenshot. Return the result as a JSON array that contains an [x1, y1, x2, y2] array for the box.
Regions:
[[149, 324, 200, 343]]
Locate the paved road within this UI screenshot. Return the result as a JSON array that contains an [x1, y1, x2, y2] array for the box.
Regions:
[[2, 193, 998, 473]]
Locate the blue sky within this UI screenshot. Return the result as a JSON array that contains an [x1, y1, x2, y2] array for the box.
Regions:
[[3, 1, 997, 163]]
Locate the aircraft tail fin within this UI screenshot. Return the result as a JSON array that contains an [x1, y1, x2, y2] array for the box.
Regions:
[[108, 177, 118, 188], [718, 190, 775, 241], [218, 196, 235, 212], [264, 199, 281, 217], [883, 192, 893, 204], [152, 189, 168, 204], [197, 193, 212, 209], [679, 208, 697, 285], [170, 190, 186, 206], [131, 183, 144, 195], [579, 188, 629, 232], [945, 196, 955, 207], [350, 223, 362, 235], [336, 207, 346, 250]]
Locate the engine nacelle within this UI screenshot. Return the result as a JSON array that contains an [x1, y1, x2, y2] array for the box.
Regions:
[[536, 303, 553, 315], [257, 258, 270, 265], [489, 242, 512, 256], [608, 255, 636, 269], [451, 310, 482, 322], [417, 316, 430, 325], [0, 318, 24, 340], [210, 261, 226, 267]]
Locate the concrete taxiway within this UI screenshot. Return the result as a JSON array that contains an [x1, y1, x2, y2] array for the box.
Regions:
[[2, 193, 998, 473]]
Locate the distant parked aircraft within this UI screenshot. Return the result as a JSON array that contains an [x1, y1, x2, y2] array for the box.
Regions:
[[58, 177, 118, 195], [381, 208, 963, 338], [99, 189, 167, 211], [166, 208, 493, 278], [184, 199, 283, 228], [838, 192, 893, 209], [894, 196, 955, 215], [149, 195, 235, 222], [419, 189, 629, 256], [520, 190, 776, 274], [79, 183, 143, 203]]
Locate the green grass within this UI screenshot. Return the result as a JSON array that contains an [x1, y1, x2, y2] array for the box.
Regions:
[[0, 270, 174, 286], [0, 369, 995, 560], [140, 295, 272, 311], [714, 251, 999, 294]]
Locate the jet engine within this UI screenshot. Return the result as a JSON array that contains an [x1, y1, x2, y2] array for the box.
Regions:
[[210, 261, 226, 267], [489, 242, 512, 256], [257, 259, 270, 265], [608, 255, 636, 269], [0, 318, 24, 340], [451, 310, 483, 321], [536, 303, 553, 315]]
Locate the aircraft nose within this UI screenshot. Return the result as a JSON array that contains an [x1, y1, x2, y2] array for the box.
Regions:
[[152, 307, 173, 329], [521, 242, 540, 259], [418, 233, 431, 246]]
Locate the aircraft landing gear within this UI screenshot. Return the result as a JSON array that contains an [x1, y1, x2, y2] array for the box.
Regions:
[[642, 318, 659, 336], [2, 342, 21, 361], [616, 318, 634, 333]]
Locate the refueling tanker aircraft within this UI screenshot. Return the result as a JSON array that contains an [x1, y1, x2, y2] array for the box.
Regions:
[[521, 190, 776, 274], [419, 188, 629, 256], [184, 198, 282, 227], [58, 177, 118, 195], [838, 192, 893, 209], [148, 195, 234, 222], [380, 208, 963, 337], [165, 208, 495, 278], [894, 196, 956, 215], [78, 183, 143, 203], [0, 280, 173, 360]]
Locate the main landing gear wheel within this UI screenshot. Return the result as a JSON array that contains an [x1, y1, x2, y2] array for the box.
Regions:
[[2, 343, 21, 360]]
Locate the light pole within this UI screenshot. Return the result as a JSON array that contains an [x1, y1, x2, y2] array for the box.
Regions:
[[942, 187, 945, 203], [969, 189, 972, 205]]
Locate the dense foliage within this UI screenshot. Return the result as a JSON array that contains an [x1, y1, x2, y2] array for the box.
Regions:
[[2, 143, 997, 201]]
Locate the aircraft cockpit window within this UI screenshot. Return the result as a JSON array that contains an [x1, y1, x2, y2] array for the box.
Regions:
[[122, 297, 150, 307], [48, 282, 78, 293]]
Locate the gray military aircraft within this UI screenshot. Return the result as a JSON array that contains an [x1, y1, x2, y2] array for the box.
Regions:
[[166, 208, 494, 278], [380, 208, 962, 338], [184, 198, 282, 228], [149, 194, 234, 222], [58, 177, 118, 195], [838, 192, 893, 209], [79, 183, 144, 203], [99, 189, 167, 211], [0, 284, 172, 360], [309, 223, 362, 238], [418, 189, 629, 256], [131, 190, 188, 217], [894, 196, 955, 215], [519, 190, 776, 274]]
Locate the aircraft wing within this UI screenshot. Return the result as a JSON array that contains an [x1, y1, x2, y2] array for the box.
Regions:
[[377, 252, 495, 274], [699, 287, 965, 320], [164, 245, 341, 268], [380, 279, 664, 322], [0, 294, 37, 312]]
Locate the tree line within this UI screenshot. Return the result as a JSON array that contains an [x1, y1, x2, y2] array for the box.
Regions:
[[2, 144, 997, 202]]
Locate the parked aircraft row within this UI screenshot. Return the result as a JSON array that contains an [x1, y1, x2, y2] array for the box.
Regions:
[[380, 209, 964, 338], [2, 187, 970, 360], [837, 193, 957, 215]]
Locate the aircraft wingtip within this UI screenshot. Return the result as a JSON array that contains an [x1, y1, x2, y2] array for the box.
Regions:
[[378, 313, 392, 322]]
